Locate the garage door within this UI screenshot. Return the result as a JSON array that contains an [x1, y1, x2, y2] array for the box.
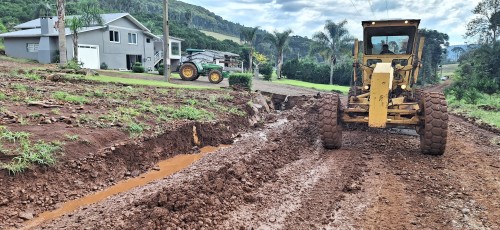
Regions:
[[77, 44, 100, 69]]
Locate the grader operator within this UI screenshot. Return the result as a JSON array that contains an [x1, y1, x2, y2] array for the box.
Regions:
[[319, 19, 448, 155]]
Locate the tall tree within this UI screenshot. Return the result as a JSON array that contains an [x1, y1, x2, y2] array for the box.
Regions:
[[311, 20, 353, 85], [240, 26, 260, 72], [66, 0, 103, 62], [465, 0, 500, 44], [451, 46, 465, 61], [267, 29, 293, 79], [419, 29, 449, 84], [56, 0, 67, 65]]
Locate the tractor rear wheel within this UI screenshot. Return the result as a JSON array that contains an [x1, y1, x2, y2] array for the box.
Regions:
[[319, 94, 343, 149], [208, 70, 223, 84], [179, 63, 199, 81], [419, 92, 448, 155]]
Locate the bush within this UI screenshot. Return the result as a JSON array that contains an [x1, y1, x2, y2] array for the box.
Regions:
[[282, 58, 354, 86], [158, 64, 164, 75], [263, 74, 272, 81], [132, 62, 145, 73], [259, 63, 273, 76], [63, 59, 82, 70], [100, 62, 108, 70], [229, 73, 252, 90]]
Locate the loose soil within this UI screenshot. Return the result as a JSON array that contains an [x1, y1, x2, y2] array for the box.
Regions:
[[1, 58, 499, 229]]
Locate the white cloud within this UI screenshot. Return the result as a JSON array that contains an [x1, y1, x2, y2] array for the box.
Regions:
[[185, 0, 481, 45]]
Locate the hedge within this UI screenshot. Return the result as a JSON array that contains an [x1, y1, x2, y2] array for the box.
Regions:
[[229, 73, 252, 90], [282, 58, 355, 86]]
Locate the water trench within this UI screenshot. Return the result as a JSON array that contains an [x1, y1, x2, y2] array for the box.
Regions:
[[19, 145, 227, 230]]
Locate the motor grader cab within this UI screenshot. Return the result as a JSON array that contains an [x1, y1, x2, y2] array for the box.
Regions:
[[319, 19, 448, 155]]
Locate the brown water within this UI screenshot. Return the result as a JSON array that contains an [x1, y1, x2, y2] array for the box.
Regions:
[[20, 146, 224, 230]]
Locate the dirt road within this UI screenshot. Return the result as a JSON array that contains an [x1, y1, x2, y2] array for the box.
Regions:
[[1, 59, 498, 229], [35, 89, 499, 229]]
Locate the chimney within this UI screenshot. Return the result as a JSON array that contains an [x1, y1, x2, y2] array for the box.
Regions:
[[40, 16, 57, 35]]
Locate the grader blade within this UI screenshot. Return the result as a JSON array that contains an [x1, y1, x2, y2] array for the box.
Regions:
[[368, 63, 393, 128]]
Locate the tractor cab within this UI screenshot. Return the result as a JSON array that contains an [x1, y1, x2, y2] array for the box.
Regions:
[[360, 19, 423, 94], [319, 19, 449, 155]]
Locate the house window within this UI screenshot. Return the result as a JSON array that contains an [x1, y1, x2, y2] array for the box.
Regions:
[[109, 30, 120, 43], [171, 42, 180, 56], [27, 43, 39, 53], [128, 33, 137, 44], [146, 38, 151, 43]]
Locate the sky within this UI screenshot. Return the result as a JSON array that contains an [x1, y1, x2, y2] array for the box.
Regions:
[[185, 0, 482, 45]]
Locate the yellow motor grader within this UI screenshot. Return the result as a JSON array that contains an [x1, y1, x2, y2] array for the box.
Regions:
[[319, 19, 448, 155]]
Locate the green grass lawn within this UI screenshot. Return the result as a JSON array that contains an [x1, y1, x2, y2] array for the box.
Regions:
[[441, 64, 458, 77], [273, 79, 350, 94], [200, 30, 242, 44], [447, 93, 500, 129], [85, 74, 209, 89]]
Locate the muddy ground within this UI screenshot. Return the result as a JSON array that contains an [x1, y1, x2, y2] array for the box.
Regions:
[[1, 58, 499, 229]]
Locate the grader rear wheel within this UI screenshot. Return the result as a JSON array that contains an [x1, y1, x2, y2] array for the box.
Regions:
[[208, 70, 223, 84], [319, 94, 343, 149], [179, 63, 199, 81], [419, 92, 448, 155]]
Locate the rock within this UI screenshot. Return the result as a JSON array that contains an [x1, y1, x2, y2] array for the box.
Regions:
[[70, 114, 78, 118], [461, 208, 470, 214], [18, 211, 33, 220], [131, 170, 140, 177], [41, 119, 52, 124]]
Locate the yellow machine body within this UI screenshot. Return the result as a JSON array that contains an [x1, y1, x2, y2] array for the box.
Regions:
[[344, 19, 424, 128]]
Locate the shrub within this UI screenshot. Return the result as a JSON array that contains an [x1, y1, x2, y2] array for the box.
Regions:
[[63, 59, 82, 70], [158, 64, 164, 75], [259, 63, 273, 76], [263, 73, 272, 81], [132, 62, 145, 73], [282, 58, 354, 86], [100, 62, 108, 70], [228, 73, 252, 90]]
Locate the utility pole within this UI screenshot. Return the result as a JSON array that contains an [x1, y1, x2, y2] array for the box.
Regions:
[[163, 0, 170, 81]]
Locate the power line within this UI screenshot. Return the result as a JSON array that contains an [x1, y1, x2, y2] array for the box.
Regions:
[[349, 0, 359, 13], [385, 0, 389, 18], [367, 0, 375, 18]]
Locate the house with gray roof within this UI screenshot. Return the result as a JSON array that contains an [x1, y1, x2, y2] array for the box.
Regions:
[[0, 13, 183, 70]]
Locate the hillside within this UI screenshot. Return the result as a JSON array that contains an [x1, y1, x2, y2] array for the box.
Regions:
[[0, 0, 313, 63]]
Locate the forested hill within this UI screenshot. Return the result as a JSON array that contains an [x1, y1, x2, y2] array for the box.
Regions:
[[0, 0, 313, 63], [1, 0, 242, 36]]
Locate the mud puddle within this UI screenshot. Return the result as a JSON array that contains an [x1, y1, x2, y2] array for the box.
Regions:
[[19, 146, 226, 230]]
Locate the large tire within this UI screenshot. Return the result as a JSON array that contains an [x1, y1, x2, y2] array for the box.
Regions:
[[208, 70, 223, 84], [419, 92, 448, 155], [319, 94, 343, 149], [179, 63, 199, 81]]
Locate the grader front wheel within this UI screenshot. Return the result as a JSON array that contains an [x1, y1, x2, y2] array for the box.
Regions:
[[319, 94, 343, 149], [419, 92, 448, 155]]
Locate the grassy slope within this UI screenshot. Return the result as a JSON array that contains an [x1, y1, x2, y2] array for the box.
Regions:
[[442, 64, 458, 77], [448, 93, 500, 128], [85, 75, 208, 89], [200, 30, 242, 44], [273, 79, 350, 94]]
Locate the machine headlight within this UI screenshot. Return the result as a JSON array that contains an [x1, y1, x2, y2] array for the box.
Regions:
[[364, 85, 370, 90], [401, 84, 407, 90]]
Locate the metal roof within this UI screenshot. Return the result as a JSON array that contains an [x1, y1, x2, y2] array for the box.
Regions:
[[0, 27, 105, 38], [3, 13, 153, 38]]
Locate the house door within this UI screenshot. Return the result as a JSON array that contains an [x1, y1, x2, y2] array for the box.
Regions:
[[77, 44, 100, 69], [126, 55, 142, 70]]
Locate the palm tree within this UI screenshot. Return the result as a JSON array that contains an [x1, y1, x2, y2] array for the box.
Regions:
[[267, 29, 293, 79], [67, 0, 103, 62], [311, 20, 353, 85], [56, 0, 67, 65], [240, 26, 260, 72], [35, 1, 52, 18]]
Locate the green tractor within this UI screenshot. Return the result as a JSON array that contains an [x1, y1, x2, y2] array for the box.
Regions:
[[179, 49, 228, 84]]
